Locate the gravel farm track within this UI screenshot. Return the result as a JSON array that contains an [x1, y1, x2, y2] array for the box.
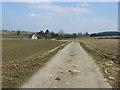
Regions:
[[21, 42, 112, 88]]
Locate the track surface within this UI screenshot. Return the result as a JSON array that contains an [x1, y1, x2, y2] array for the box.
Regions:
[[22, 42, 111, 88]]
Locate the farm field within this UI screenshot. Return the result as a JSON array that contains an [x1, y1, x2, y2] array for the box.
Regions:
[[2, 39, 65, 62], [80, 39, 119, 63], [80, 39, 119, 60], [62, 38, 119, 60], [79, 39, 119, 88], [2, 39, 66, 88]]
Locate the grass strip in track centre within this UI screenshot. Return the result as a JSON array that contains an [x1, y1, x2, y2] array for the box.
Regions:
[[80, 42, 119, 88], [2, 43, 67, 88]]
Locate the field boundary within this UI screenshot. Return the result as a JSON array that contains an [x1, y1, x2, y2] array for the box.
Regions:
[[38, 42, 69, 59], [81, 40, 119, 64], [2, 42, 69, 88], [80, 42, 119, 88]]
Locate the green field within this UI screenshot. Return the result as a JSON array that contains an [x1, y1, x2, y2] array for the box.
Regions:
[[2, 39, 66, 88]]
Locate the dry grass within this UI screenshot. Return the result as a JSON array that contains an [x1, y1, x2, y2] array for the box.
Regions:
[[79, 39, 119, 88], [80, 39, 119, 61], [2, 39, 65, 62]]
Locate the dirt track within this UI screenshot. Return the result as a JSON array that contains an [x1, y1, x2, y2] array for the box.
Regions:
[[21, 42, 111, 88]]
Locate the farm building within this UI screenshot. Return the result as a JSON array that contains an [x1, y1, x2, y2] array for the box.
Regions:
[[31, 34, 38, 39]]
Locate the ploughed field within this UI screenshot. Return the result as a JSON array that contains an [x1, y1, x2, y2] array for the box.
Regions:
[[2, 39, 65, 88], [80, 39, 119, 61], [79, 39, 119, 88]]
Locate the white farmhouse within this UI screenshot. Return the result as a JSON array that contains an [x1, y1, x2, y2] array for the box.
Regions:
[[31, 34, 38, 39]]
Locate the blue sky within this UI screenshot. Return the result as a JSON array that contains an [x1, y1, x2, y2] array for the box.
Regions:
[[2, 2, 118, 33]]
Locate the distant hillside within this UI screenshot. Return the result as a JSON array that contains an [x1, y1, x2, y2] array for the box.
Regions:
[[0, 30, 13, 35], [1, 30, 31, 38], [90, 31, 120, 37]]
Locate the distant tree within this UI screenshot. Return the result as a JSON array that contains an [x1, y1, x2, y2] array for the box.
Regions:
[[51, 31, 56, 38], [90, 33, 97, 37], [78, 32, 82, 35], [54, 33, 59, 39], [45, 29, 51, 39], [45, 29, 49, 34], [84, 32, 89, 36], [48, 32, 51, 39], [2, 30, 7, 32], [80, 32, 82, 35], [58, 30, 64, 39], [16, 30, 20, 35], [39, 30, 44, 35], [38, 30, 44, 38], [59, 30, 64, 35], [29, 34, 32, 38], [72, 33, 77, 38], [73, 33, 77, 35]]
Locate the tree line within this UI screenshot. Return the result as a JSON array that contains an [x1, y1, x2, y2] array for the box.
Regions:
[[35, 29, 90, 39], [35, 29, 65, 40], [2, 29, 90, 39]]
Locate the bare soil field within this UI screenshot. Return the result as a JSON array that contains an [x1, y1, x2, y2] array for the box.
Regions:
[[79, 39, 119, 88], [80, 39, 119, 60], [2, 39, 66, 88], [92, 36, 120, 39]]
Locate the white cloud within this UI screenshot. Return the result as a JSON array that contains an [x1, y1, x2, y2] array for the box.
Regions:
[[27, 3, 91, 17], [3, 0, 119, 2], [81, 3, 90, 7], [88, 19, 113, 23], [77, 3, 90, 7], [30, 14, 39, 17], [74, 18, 117, 33], [76, 18, 113, 24], [27, 13, 55, 19], [93, 19, 113, 23]]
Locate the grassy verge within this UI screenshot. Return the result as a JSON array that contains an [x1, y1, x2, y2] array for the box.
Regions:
[[2, 43, 67, 88], [80, 42, 119, 88]]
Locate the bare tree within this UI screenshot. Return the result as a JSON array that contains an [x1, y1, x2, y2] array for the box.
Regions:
[[58, 30, 64, 39]]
